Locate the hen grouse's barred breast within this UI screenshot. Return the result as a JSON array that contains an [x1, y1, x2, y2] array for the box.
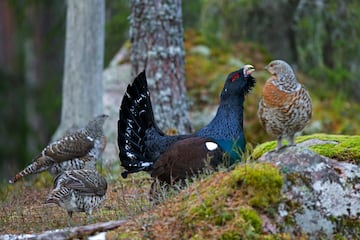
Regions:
[[45, 169, 107, 218], [9, 114, 108, 183], [258, 60, 312, 151]]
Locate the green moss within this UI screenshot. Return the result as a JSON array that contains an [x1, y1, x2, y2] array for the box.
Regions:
[[219, 228, 288, 240], [333, 235, 347, 240], [186, 179, 232, 225], [214, 211, 234, 226], [299, 134, 360, 163], [331, 217, 360, 239], [252, 134, 360, 164], [251, 141, 277, 159], [218, 231, 242, 240], [231, 163, 283, 209], [116, 232, 142, 240], [238, 207, 262, 233], [180, 163, 284, 239]]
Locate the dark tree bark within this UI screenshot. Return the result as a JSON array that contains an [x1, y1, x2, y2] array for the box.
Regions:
[[129, 0, 192, 134]]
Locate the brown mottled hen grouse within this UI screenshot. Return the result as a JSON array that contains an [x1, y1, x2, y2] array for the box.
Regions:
[[45, 169, 107, 219], [258, 60, 312, 151], [9, 114, 108, 183]]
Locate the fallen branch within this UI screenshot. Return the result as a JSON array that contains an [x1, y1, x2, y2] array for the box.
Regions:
[[2, 220, 126, 240]]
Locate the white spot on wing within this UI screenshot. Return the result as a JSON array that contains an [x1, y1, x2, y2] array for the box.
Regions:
[[205, 142, 218, 151], [141, 162, 151, 167]]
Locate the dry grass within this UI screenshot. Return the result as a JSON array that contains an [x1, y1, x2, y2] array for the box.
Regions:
[[0, 151, 236, 237], [0, 162, 231, 238], [108, 163, 286, 240], [0, 170, 153, 235], [0, 147, 280, 239], [1, 162, 288, 239]]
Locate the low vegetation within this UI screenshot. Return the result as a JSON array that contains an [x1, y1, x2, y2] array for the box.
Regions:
[[1, 30, 360, 238], [110, 162, 286, 239], [0, 168, 151, 235], [1, 133, 359, 238]]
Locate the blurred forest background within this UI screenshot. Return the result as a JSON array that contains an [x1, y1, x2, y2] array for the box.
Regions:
[[1, 0, 360, 182]]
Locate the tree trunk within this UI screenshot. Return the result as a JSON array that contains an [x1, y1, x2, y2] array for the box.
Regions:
[[0, 1, 65, 181], [129, 0, 192, 134], [53, 0, 105, 140], [0, 0, 15, 73]]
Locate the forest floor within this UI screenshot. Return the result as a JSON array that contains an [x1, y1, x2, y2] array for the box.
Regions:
[[0, 161, 286, 239], [0, 170, 153, 235], [2, 135, 359, 239]]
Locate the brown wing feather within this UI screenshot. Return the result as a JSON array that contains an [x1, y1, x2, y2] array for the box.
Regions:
[[151, 137, 222, 184], [43, 131, 94, 162], [56, 170, 107, 196]]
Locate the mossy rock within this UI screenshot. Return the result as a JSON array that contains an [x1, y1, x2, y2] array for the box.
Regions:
[[252, 134, 360, 164], [230, 163, 283, 209], [180, 163, 284, 239]]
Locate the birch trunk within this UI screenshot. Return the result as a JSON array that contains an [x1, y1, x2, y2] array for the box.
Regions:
[[53, 0, 105, 140]]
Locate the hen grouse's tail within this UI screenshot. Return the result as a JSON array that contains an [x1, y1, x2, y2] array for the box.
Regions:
[[118, 70, 162, 178], [9, 155, 52, 183]]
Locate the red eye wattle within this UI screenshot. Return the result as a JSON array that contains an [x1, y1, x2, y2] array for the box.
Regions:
[[231, 73, 239, 82]]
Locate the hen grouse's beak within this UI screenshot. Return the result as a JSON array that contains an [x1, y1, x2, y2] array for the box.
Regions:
[[264, 64, 276, 76], [244, 64, 255, 76]]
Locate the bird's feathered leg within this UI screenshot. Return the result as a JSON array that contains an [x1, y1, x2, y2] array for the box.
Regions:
[[67, 211, 74, 226], [85, 209, 94, 224], [276, 136, 284, 152], [288, 134, 296, 147]]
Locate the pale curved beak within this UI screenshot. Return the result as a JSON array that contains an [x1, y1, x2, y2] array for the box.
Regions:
[[244, 64, 255, 76]]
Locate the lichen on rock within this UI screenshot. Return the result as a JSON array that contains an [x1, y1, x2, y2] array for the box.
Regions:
[[258, 146, 360, 239]]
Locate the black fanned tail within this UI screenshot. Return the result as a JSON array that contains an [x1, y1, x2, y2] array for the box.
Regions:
[[118, 70, 161, 178]]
